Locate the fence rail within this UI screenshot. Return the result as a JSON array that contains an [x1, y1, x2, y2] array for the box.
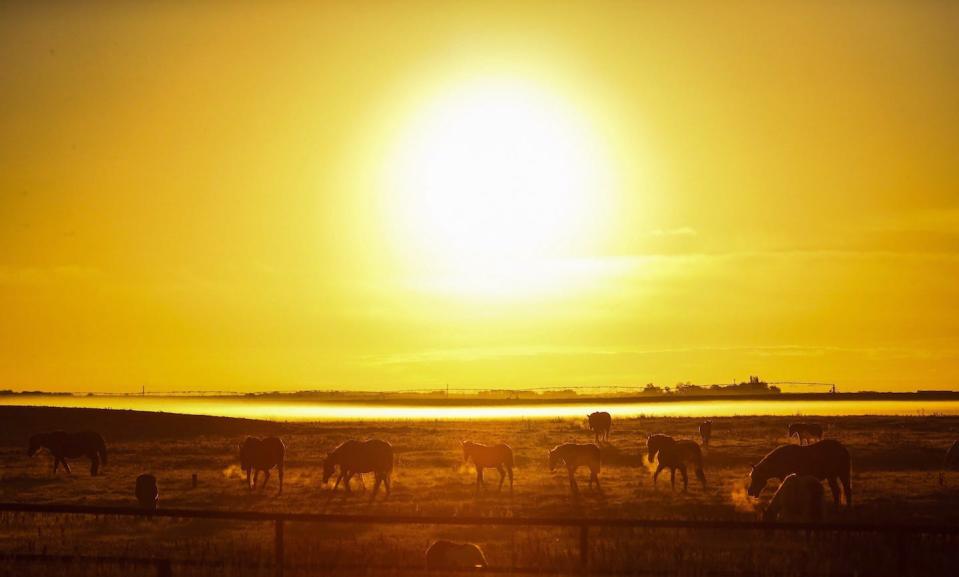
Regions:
[[2, 502, 958, 576]]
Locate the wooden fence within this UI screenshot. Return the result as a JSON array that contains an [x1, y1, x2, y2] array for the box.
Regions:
[[2, 502, 958, 576]]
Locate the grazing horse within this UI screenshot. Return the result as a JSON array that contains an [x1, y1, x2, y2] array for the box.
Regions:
[[323, 439, 394, 502], [788, 422, 823, 446], [747, 439, 851, 506], [548, 443, 601, 495], [762, 474, 824, 523], [425, 540, 488, 571], [239, 436, 285, 494], [27, 431, 107, 476], [699, 420, 713, 447], [939, 440, 959, 485], [587, 412, 612, 443], [135, 474, 159, 511], [462, 441, 513, 493], [646, 434, 706, 491]]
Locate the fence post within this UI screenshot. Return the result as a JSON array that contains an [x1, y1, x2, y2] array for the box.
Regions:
[[579, 524, 589, 572], [155, 558, 172, 577], [896, 531, 909, 577], [275, 519, 285, 577]]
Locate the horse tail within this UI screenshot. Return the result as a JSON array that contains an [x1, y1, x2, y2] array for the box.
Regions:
[[95, 434, 108, 465]]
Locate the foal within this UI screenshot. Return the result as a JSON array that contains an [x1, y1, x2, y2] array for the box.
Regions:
[[548, 443, 601, 495], [462, 441, 514, 493]]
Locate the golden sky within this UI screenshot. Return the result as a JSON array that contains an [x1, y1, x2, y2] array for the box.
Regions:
[[2, 1, 957, 393]]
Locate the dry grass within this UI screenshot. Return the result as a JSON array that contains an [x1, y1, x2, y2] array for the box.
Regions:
[[1, 407, 959, 576]]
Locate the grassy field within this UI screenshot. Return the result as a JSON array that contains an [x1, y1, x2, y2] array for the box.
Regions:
[[1, 406, 958, 576]]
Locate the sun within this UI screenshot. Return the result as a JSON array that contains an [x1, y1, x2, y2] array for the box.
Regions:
[[382, 76, 615, 297]]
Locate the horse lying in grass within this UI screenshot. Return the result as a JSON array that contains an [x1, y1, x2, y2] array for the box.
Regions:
[[425, 540, 488, 571], [748, 439, 851, 506], [646, 434, 706, 491], [462, 441, 513, 493], [762, 473, 823, 522], [240, 436, 285, 494], [548, 443, 601, 495], [587, 411, 612, 443], [28, 431, 107, 476], [788, 422, 823, 446], [323, 439, 394, 502]]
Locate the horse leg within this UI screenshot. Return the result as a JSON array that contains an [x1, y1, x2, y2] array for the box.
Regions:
[[827, 477, 842, 507], [840, 473, 852, 506], [475, 467, 483, 494], [246, 468, 252, 489], [670, 467, 676, 491], [330, 472, 343, 493], [262, 470, 271, 490], [89, 454, 99, 476], [62, 459, 72, 474], [652, 463, 666, 487], [591, 466, 601, 491], [567, 467, 579, 495], [278, 464, 284, 495], [497, 465, 506, 491], [679, 465, 688, 492], [370, 475, 382, 503], [52, 457, 59, 475], [508, 466, 514, 493], [384, 473, 392, 499]]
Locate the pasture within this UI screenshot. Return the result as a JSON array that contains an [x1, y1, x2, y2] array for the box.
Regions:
[[1, 406, 959, 575]]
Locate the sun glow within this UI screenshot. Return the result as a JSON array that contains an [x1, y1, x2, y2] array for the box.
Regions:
[[383, 77, 615, 297]]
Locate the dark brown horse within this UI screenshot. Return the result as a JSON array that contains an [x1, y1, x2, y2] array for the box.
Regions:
[[239, 436, 285, 494], [587, 412, 612, 443], [135, 474, 159, 511], [788, 422, 823, 446], [647, 434, 706, 491], [747, 439, 851, 506], [425, 540, 488, 571], [28, 431, 107, 476], [762, 473, 823, 523], [323, 439, 394, 502]]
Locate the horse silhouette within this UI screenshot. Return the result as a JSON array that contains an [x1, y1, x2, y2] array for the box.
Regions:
[[323, 439, 393, 502], [239, 436, 285, 494], [135, 473, 159, 511], [762, 473, 824, 522], [28, 430, 107, 476], [462, 441, 513, 493], [788, 423, 823, 446], [646, 434, 706, 491], [587, 412, 612, 443], [940, 440, 959, 485], [748, 439, 851, 506], [425, 540, 488, 571], [699, 420, 712, 446], [548, 443, 601, 495]]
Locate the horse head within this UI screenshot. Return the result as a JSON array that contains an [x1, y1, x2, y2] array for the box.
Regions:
[[322, 456, 336, 484], [646, 435, 664, 463], [547, 448, 558, 471], [746, 463, 766, 498], [27, 434, 43, 457], [461, 441, 470, 464]]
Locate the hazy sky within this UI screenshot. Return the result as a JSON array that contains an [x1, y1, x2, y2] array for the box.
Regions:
[[2, 1, 957, 392]]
